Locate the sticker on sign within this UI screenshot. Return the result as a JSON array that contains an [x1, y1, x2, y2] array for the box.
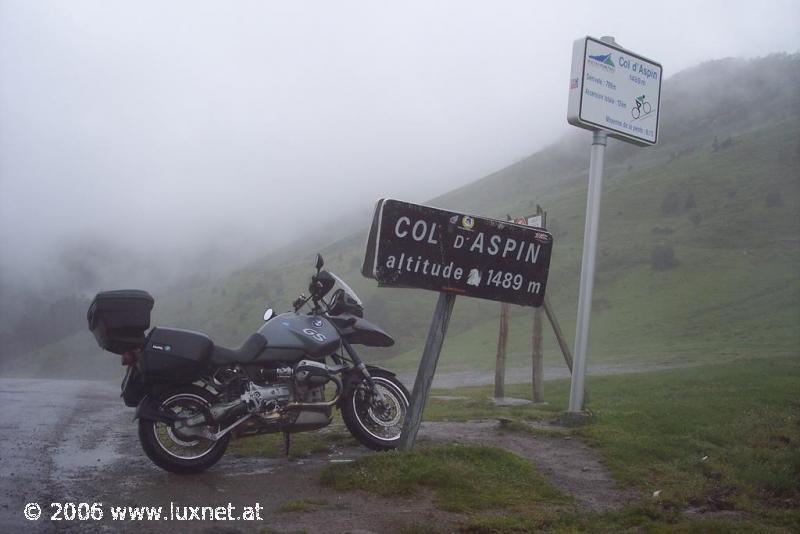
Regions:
[[527, 215, 543, 228], [362, 199, 553, 307], [567, 36, 662, 146]]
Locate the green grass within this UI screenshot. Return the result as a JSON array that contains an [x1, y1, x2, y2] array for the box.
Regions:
[[321, 355, 800, 531], [277, 498, 329, 513], [459, 506, 783, 533], [433, 357, 800, 513], [579, 358, 800, 517], [228, 418, 357, 459], [399, 525, 446, 534], [320, 444, 569, 514], [423, 389, 562, 423]]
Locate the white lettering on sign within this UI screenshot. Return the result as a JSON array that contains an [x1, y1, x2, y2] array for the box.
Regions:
[[412, 220, 427, 241], [366, 199, 554, 308], [470, 233, 484, 253], [383, 256, 464, 280], [395, 217, 439, 244], [395, 216, 410, 238], [392, 218, 543, 264], [489, 235, 501, 255]]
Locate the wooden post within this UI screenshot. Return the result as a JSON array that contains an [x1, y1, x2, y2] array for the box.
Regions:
[[543, 295, 573, 372], [531, 305, 544, 402], [531, 208, 546, 402], [399, 292, 457, 451], [542, 294, 586, 406], [494, 302, 509, 398]]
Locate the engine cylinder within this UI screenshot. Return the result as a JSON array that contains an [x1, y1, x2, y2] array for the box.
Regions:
[[294, 359, 332, 385]]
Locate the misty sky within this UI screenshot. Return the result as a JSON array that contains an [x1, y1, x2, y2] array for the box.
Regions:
[[1, 0, 798, 292]]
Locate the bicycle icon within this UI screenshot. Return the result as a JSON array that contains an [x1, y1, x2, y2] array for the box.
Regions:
[[631, 95, 652, 119]]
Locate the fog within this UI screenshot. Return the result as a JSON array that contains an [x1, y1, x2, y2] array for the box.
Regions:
[[1, 0, 798, 301]]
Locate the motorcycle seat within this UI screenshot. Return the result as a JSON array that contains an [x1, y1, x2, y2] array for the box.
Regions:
[[210, 333, 267, 364]]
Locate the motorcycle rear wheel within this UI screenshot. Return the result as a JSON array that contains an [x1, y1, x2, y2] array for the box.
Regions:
[[138, 385, 230, 474], [342, 370, 409, 451]]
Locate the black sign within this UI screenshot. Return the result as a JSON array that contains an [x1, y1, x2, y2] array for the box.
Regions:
[[362, 199, 553, 307]]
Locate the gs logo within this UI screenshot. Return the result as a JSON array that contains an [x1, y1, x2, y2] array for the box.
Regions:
[[302, 328, 327, 342]]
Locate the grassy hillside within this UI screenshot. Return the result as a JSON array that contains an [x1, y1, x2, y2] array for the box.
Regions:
[[389, 113, 800, 373], [15, 54, 799, 379]]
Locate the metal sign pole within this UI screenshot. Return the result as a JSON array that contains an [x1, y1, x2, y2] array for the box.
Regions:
[[399, 292, 457, 450], [568, 129, 607, 412]]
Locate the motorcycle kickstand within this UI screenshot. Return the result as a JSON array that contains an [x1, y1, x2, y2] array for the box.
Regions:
[[283, 432, 291, 457]]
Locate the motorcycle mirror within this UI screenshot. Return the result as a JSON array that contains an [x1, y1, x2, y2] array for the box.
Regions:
[[315, 253, 324, 271], [263, 308, 274, 321]]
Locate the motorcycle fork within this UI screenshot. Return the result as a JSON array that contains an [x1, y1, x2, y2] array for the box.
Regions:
[[340, 338, 386, 404]]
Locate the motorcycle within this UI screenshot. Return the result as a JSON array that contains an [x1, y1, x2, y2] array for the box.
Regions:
[[87, 254, 409, 474]]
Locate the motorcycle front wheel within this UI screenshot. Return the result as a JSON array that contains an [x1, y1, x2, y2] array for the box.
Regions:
[[342, 370, 410, 451], [138, 385, 230, 474]]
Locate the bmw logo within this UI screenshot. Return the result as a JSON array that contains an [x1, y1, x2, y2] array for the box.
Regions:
[[312, 319, 323, 327]]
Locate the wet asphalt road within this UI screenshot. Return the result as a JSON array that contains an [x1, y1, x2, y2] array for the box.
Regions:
[[0, 378, 378, 533], [0, 379, 127, 531]]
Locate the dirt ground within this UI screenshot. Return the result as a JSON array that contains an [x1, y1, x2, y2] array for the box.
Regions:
[[398, 361, 698, 390], [0, 378, 637, 533], [418, 420, 638, 513]]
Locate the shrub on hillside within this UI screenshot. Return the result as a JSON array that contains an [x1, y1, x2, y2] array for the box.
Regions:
[[712, 136, 734, 152], [660, 191, 681, 215], [651, 244, 678, 271], [766, 192, 783, 207], [684, 192, 696, 210], [651, 227, 675, 235], [592, 298, 611, 312]]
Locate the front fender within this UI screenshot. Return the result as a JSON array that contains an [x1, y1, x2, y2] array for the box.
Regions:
[[333, 315, 395, 347], [364, 364, 395, 377], [342, 364, 396, 382]]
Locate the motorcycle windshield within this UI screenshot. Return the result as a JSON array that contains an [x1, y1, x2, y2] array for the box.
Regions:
[[328, 272, 363, 306]]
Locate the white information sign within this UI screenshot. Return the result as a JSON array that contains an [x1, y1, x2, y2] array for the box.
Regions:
[[567, 36, 662, 146]]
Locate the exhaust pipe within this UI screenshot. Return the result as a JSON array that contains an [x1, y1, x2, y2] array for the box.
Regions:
[[179, 399, 247, 428]]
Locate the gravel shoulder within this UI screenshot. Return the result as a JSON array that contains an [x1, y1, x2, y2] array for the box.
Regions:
[[419, 420, 639, 512]]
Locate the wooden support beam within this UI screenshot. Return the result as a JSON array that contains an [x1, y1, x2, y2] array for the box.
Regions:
[[532, 306, 544, 402], [543, 294, 573, 372], [543, 294, 587, 406], [531, 207, 546, 403]]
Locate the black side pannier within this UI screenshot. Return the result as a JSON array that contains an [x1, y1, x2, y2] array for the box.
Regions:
[[88, 290, 154, 355], [121, 365, 147, 407], [139, 327, 213, 382]]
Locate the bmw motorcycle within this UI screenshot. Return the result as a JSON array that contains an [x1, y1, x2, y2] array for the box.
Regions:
[[87, 254, 409, 473]]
